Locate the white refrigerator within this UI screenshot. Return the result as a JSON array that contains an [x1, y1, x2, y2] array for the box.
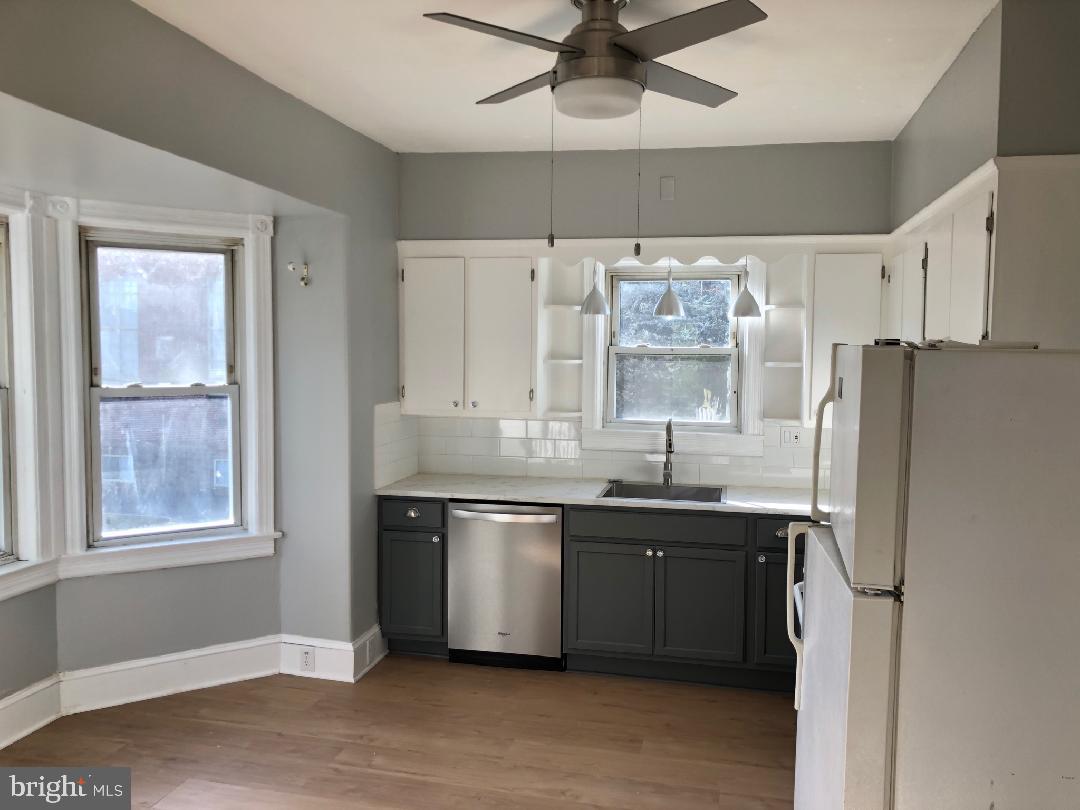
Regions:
[[788, 343, 1080, 809]]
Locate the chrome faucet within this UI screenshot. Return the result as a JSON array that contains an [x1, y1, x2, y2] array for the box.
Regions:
[[663, 418, 674, 487]]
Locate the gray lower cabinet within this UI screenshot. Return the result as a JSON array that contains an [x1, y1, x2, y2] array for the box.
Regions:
[[565, 540, 654, 655], [753, 551, 804, 667], [380, 530, 445, 639], [655, 547, 745, 662]]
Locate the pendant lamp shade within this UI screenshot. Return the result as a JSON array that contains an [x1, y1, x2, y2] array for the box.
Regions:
[[581, 262, 610, 316], [654, 263, 686, 319], [732, 286, 762, 318]]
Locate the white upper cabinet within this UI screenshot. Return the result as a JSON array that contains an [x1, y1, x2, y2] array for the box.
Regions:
[[465, 257, 535, 416], [881, 253, 905, 340], [400, 257, 465, 415], [900, 244, 926, 342], [948, 191, 994, 344], [810, 253, 883, 414], [923, 221, 954, 341]]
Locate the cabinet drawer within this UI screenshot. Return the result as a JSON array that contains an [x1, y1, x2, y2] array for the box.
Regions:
[[568, 509, 746, 547], [381, 499, 444, 530], [755, 517, 807, 552]]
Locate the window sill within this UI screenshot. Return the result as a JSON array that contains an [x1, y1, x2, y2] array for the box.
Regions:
[[582, 427, 764, 457], [0, 559, 60, 602], [57, 530, 280, 580]]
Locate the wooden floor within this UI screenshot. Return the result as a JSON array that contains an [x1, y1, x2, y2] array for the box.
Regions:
[[1, 655, 796, 809]]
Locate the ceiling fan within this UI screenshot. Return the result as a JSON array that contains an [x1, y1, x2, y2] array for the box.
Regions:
[[425, 0, 768, 120]]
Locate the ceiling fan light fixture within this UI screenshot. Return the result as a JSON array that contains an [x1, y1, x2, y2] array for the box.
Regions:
[[553, 77, 643, 120]]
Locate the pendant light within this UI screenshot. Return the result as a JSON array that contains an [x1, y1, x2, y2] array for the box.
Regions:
[[732, 285, 762, 317], [654, 258, 686, 319], [581, 261, 610, 316]]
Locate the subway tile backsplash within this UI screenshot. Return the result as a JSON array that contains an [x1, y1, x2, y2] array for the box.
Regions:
[[373, 404, 829, 489]]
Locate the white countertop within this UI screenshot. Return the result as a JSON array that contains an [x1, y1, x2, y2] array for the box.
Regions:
[[376, 474, 813, 517]]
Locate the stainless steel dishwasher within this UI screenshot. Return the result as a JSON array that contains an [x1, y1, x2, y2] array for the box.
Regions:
[[448, 502, 563, 667]]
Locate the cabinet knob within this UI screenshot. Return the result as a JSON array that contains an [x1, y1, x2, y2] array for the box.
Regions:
[[432, 536, 441, 543], [645, 548, 654, 557], [471, 401, 479, 408], [405, 507, 420, 519], [452, 400, 460, 408], [758, 555, 767, 563], [656, 550, 665, 558]]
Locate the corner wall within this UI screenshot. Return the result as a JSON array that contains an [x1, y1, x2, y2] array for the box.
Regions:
[[890, 4, 1002, 228]]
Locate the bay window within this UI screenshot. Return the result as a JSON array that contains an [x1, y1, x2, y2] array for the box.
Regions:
[[607, 270, 740, 428], [0, 222, 13, 564], [84, 236, 240, 545]]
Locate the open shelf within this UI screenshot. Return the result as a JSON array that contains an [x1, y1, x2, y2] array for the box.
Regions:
[[763, 364, 803, 421], [764, 361, 802, 368], [544, 303, 582, 311], [546, 357, 584, 365]]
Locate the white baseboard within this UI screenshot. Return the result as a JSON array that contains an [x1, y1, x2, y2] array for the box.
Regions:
[[0, 625, 385, 749], [60, 635, 281, 715], [0, 676, 61, 750]]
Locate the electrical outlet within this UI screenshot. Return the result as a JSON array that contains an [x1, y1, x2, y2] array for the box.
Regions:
[[781, 427, 807, 448], [299, 646, 316, 673]]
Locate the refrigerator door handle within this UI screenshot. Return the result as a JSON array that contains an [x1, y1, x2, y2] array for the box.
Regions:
[[787, 521, 811, 710], [811, 344, 839, 523]]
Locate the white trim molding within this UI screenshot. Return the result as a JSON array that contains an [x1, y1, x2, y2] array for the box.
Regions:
[[0, 676, 61, 750], [53, 197, 276, 571], [0, 559, 58, 602], [0, 625, 386, 749]]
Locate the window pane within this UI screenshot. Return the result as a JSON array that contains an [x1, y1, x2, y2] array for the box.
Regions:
[[96, 247, 228, 386], [614, 354, 733, 423], [616, 277, 733, 348], [98, 395, 235, 537]]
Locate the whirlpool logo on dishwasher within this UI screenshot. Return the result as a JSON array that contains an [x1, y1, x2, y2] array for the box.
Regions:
[[1, 768, 130, 809]]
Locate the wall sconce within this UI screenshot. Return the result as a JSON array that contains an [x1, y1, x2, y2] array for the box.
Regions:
[[287, 262, 311, 287]]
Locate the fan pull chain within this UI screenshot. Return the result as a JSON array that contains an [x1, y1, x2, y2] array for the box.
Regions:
[[548, 89, 556, 248], [634, 99, 643, 257]]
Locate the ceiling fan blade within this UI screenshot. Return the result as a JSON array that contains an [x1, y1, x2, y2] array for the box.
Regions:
[[611, 0, 767, 61], [646, 61, 737, 108], [478, 71, 555, 105], [424, 13, 583, 54]]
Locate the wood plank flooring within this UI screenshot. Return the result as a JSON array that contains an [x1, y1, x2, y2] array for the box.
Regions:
[[1, 654, 796, 809]]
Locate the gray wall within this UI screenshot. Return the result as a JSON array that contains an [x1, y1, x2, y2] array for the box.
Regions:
[[997, 0, 1080, 156], [0, 0, 400, 657], [890, 4, 1002, 228], [400, 142, 894, 240], [56, 561, 278, 671], [0, 586, 57, 700]]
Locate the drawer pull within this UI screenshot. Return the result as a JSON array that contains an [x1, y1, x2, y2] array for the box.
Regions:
[[758, 555, 767, 563], [405, 507, 421, 520], [432, 536, 440, 543], [775, 526, 789, 539]]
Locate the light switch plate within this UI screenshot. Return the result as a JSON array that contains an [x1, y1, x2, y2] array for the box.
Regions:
[[781, 427, 807, 448], [660, 176, 676, 201]]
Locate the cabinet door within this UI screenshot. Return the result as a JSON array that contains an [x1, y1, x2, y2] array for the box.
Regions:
[[900, 243, 926, 342], [565, 540, 654, 655], [654, 547, 745, 663], [400, 257, 465, 415], [923, 222, 954, 341], [949, 192, 994, 344], [753, 552, 803, 667], [881, 254, 905, 340], [380, 531, 444, 638], [465, 257, 535, 416], [811, 254, 883, 417]]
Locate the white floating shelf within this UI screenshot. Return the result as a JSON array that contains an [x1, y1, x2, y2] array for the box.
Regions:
[[764, 361, 803, 368], [545, 411, 583, 419], [546, 357, 584, 365], [544, 303, 582, 311]]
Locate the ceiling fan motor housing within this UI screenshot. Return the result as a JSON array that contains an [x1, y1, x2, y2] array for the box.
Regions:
[[555, 0, 645, 90]]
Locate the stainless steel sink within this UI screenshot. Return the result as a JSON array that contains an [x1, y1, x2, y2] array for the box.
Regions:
[[600, 481, 726, 504]]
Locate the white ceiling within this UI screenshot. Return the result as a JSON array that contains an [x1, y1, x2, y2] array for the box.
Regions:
[[134, 0, 997, 153]]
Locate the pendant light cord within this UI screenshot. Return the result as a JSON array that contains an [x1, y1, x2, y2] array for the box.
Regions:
[[549, 90, 556, 247], [634, 99, 643, 256]]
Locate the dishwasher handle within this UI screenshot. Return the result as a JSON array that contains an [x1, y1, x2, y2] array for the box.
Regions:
[[451, 509, 559, 525]]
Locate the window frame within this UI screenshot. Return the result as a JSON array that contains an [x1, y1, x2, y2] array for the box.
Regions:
[[0, 222, 15, 565], [605, 268, 743, 431], [82, 233, 243, 548]]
